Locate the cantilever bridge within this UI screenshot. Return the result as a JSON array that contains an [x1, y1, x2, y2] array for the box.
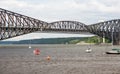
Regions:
[[0, 8, 120, 45]]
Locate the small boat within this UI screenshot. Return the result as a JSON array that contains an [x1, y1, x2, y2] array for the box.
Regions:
[[105, 27, 120, 54], [106, 50, 120, 54], [112, 48, 120, 51], [29, 46, 31, 49], [86, 48, 92, 53]]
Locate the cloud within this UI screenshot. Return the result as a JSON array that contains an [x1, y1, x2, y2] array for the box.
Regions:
[[0, 0, 120, 24], [0, 0, 26, 8], [1, 0, 120, 12]]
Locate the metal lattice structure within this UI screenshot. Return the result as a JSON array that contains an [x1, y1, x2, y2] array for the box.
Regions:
[[0, 8, 48, 40], [0, 8, 120, 44], [88, 19, 120, 45], [46, 21, 88, 33], [0, 8, 88, 40]]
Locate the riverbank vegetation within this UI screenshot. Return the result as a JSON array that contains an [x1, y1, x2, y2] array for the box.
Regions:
[[0, 36, 111, 44]]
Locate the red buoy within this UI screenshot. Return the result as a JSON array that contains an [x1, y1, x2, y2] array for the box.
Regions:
[[46, 56, 51, 60], [33, 48, 40, 55]]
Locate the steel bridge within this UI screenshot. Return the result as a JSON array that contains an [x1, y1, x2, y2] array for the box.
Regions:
[[0, 8, 120, 45]]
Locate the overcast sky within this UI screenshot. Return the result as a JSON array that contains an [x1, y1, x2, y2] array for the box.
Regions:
[[0, 0, 120, 41]]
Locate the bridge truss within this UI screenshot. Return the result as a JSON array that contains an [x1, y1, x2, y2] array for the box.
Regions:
[[0, 8, 120, 44], [0, 8, 49, 40], [88, 19, 120, 45]]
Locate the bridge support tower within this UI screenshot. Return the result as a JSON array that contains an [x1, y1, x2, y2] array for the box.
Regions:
[[113, 33, 120, 45]]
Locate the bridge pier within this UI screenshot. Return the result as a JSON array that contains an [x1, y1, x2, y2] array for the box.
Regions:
[[113, 33, 120, 45], [113, 40, 120, 45]]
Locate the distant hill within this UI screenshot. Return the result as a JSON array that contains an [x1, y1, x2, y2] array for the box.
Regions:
[[0, 36, 110, 44], [0, 37, 87, 44]]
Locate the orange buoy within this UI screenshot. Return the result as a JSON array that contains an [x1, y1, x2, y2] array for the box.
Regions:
[[33, 48, 40, 55], [46, 56, 51, 60]]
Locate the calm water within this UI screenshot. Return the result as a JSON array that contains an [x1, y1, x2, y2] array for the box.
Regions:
[[0, 44, 120, 74]]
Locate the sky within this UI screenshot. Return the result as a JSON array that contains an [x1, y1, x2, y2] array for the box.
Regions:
[[0, 0, 120, 41]]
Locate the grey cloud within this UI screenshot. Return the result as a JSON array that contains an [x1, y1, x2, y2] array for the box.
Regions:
[[0, 0, 120, 24]]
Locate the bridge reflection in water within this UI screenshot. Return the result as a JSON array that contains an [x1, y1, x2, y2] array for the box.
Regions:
[[0, 8, 120, 45]]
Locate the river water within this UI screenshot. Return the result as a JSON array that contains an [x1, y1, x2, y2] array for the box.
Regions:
[[0, 44, 120, 74]]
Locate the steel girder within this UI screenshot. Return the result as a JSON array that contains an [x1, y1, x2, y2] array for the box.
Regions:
[[47, 21, 88, 33], [0, 8, 48, 40], [0, 8, 88, 40], [0, 8, 120, 45], [88, 19, 120, 44]]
